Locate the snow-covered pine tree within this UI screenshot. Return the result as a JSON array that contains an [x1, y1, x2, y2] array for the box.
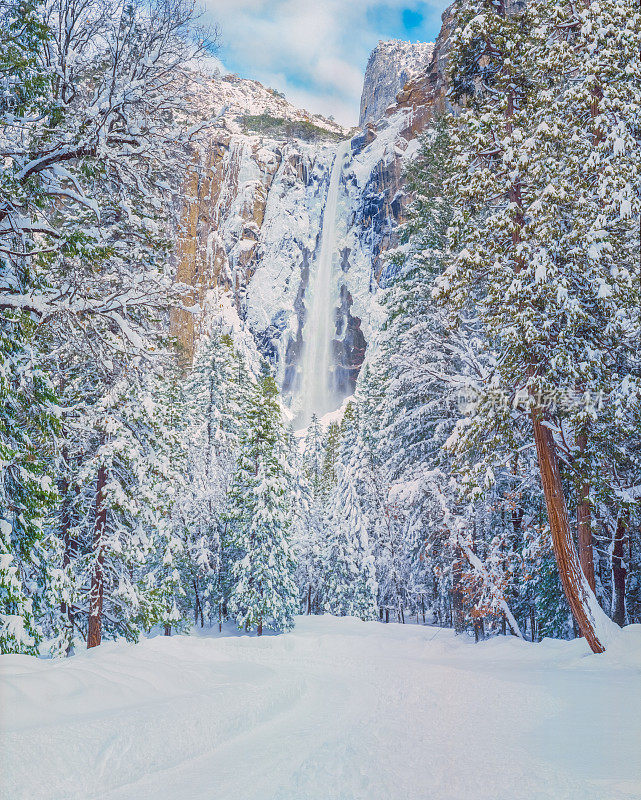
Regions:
[[147, 367, 190, 638], [228, 369, 299, 635], [176, 329, 249, 629], [368, 119, 466, 625], [525, 0, 641, 630], [290, 423, 324, 615], [377, 120, 457, 482], [369, 116, 519, 634], [357, 367, 410, 623], [0, 0, 62, 654], [320, 421, 341, 501], [438, 0, 640, 651], [63, 367, 186, 649], [1, 0, 214, 653], [302, 414, 325, 498], [323, 404, 378, 620]]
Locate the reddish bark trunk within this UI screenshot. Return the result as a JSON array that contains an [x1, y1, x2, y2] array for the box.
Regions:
[[530, 407, 606, 653], [87, 464, 107, 649], [612, 516, 627, 627]]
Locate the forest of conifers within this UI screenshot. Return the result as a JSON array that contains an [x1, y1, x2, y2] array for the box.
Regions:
[[0, 0, 639, 659]]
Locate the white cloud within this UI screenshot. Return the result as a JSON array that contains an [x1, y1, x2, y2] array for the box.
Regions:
[[201, 0, 449, 126]]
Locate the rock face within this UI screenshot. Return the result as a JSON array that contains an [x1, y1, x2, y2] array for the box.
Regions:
[[173, 4, 460, 415], [391, 2, 461, 138], [359, 40, 434, 127], [170, 73, 345, 364]]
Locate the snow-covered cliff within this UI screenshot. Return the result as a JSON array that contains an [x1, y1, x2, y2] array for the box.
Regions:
[[170, 73, 346, 366], [174, 11, 455, 419], [359, 40, 434, 128]]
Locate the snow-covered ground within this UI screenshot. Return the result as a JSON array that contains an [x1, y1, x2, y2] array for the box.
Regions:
[[2, 616, 640, 800]]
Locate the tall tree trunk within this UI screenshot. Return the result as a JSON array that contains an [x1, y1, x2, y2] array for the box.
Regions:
[[87, 464, 107, 649], [612, 515, 627, 627], [451, 554, 466, 634], [257, 617, 263, 636], [59, 451, 78, 655], [193, 579, 204, 627], [530, 406, 613, 653], [576, 429, 595, 591], [530, 606, 537, 643]]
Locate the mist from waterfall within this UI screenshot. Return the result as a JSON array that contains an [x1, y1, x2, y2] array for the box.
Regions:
[[296, 140, 350, 427]]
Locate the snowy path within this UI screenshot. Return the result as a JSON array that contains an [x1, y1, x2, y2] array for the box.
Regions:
[[2, 616, 640, 800]]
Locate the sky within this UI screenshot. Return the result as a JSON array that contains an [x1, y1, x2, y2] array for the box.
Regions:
[[201, 1, 451, 127]]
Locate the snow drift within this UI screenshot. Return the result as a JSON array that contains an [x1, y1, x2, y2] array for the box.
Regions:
[[1, 617, 640, 800]]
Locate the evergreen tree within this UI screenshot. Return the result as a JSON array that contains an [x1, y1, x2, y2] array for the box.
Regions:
[[0, 0, 62, 654], [324, 469, 379, 621], [302, 414, 325, 498], [438, 0, 639, 650], [60, 367, 186, 648], [320, 422, 341, 501], [177, 330, 249, 628], [323, 404, 378, 620], [228, 370, 299, 634], [291, 428, 325, 615]]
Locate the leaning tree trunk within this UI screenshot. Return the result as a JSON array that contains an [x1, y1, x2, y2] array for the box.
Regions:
[[87, 464, 107, 649], [530, 407, 615, 653]]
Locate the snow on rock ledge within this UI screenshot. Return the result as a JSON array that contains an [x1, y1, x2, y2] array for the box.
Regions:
[[359, 40, 434, 128], [171, 24, 455, 413]]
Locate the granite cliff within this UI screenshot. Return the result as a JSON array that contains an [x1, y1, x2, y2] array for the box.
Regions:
[[172, 3, 459, 418], [358, 39, 434, 127]]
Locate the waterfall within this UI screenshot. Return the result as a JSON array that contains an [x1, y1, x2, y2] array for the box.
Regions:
[[296, 140, 350, 427]]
